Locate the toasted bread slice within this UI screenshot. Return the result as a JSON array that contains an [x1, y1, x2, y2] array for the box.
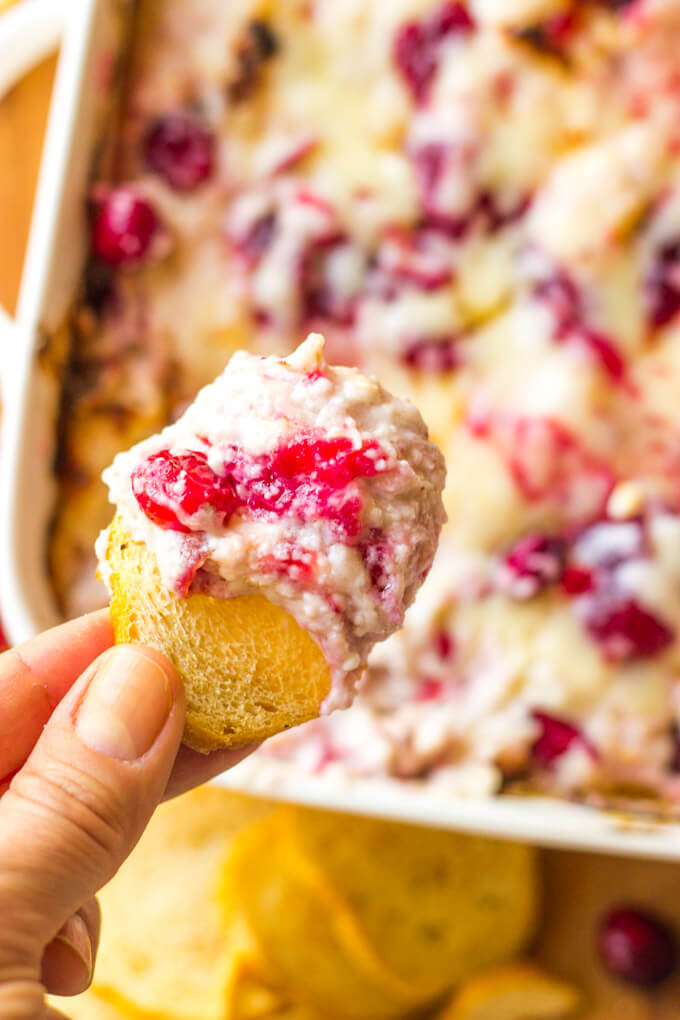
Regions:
[[105, 516, 331, 751]]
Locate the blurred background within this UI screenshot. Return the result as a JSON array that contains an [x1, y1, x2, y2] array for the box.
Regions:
[[3, 1, 680, 1018]]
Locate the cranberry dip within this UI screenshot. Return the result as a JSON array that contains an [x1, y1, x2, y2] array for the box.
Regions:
[[97, 334, 446, 711]]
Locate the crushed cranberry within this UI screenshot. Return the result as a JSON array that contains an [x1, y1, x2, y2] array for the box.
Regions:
[[435, 630, 455, 660], [581, 593, 675, 662], [645, 241, 680, 329], [378, 227, 453, 291], [131, 450, 239, 532], [416, 678, 447, 701], [534, 272, 580, 332], [295, 190, 335, 217], [269, 136, 318, 175], [265, 544, 316, 582], [269, 437, 382, 487], [143, 113, 215, 192], [232, 212, 277, 267], [534, 273, 627, 383], [403, 337, 460, 374], [561, 565, 593, 596], [598, 907, 676, 988], [501, 417, 614, 520], [298, 237, 356, 326], [133, 435, 387, 540], [394, 2, 475, 103], [531, 711, 585, 767], [501, 533, 567, 599], [361, 532, 392, 596], [91, 188, 158, 266], [573, 327, 626, 383], [410, 146, 528, 237], [410, 143, 471, 236]]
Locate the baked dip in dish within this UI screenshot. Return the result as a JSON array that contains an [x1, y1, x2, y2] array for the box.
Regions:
[[7, 0, 680, 845]]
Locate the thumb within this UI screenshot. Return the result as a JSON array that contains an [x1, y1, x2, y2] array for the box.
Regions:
[[0, 643, 184, 1015]]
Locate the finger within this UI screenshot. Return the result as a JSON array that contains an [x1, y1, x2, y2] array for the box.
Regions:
[[0, 611, 113, 781], [0, 643, 183, 971], [77, 898, 102, 961], [40, 911, 92, 997], [41, 896, 102, 999], [164, 743, 257, 800]]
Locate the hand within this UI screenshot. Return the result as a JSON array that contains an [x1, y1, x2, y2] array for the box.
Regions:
[[0, 610, 252, 1019]]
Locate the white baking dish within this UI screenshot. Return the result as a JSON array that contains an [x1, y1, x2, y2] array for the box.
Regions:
[[3, 0, 680, 859]]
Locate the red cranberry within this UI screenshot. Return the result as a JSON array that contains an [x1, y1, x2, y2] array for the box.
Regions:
[[534, 272, 581, 332], [232, 212, 276, 267], [132, 450, 239, 531], [394, 2, 474, 103], [269, 436, 382, 488], [561, 565, 593, 596], [134, 436, 387, 542], [265, 544, 316, 582], [435, 630, 454, 660], [481, 191, 531, 231], [247, 435, 385, 538], [410, 143, 469, 235], [582, 593, 675, 662], [403, 337, 460, 374], [534, 274, 627, 383], [378, 227, 453, 291], [531, 711, 584, 767], [361, 531, 392, 595], [598, 907, 676, 988], [502, 533, 566, 598], [503, 417, 614, 519], [574, 327, 626, 384], [645, 241, 680, 329], [91, 188, 158, 265], [143, 113, 215, 192], [299, 238, 356, 326], [416, 678, 446, 701]]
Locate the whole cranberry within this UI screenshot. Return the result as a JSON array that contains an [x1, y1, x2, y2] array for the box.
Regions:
[[582, 593, 675, 662], [645, 241, 680, 329], [91, 188, 158, 265], [143, 113, 215, 192], [598, 906, 676, 988], [561, 564, 593, 596]]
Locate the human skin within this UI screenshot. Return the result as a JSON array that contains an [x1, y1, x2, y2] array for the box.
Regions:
[[0, 610, 252, 1019]]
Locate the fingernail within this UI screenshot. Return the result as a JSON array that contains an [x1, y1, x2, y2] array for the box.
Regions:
[[76, 646, 173, 760], [56, 913, 92, 979]]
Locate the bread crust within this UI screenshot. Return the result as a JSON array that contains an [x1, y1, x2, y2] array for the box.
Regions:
[[106, 516, 332, 751]]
